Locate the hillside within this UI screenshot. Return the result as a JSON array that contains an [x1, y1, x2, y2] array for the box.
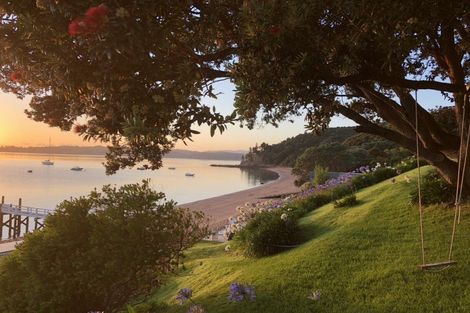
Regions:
[[242, 127, 357, 166], [141, 167, 470, 313], [241, 127, 402, 168]]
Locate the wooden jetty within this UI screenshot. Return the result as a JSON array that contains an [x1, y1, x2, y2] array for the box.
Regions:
[[1, 196, 54, 241]]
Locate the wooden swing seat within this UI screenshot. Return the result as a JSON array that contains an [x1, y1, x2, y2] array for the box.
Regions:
[[418, 260, 457, 270]]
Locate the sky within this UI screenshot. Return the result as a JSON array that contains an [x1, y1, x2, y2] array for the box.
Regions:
[[0, 81, 450, 151]]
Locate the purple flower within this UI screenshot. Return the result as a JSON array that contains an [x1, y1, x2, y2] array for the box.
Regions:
[[228, 282, 256, 302], [176, 288, 193, 305]]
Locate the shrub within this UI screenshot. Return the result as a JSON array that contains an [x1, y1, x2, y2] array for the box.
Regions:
[[313, 165, 329, 186], [330, 184, 354, 200], [350, 167, 397, 190], [0, 181, 207, 313], [410, 170, 455, 205], [372, 167, 398, 182], [234, 210, 300, 257], [350, 173, 376, 190], [334, 194, 358, 208], [395, 156, 418, 173], [296, 192, 332, 212]]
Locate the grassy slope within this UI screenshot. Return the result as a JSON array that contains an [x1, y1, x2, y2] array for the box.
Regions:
[[148, 167, 470, 313]]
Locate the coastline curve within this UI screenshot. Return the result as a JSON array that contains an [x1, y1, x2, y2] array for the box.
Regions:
[[180, 167, 299, 229]]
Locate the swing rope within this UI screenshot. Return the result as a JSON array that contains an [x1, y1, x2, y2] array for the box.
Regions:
[[449, 88, 469, 259], [414, 89, 426, 265], [457, 90, 470, 224], [414, 87, 467, 269]]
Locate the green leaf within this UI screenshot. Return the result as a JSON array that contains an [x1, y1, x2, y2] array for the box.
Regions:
[[210, 124, 217, 137]]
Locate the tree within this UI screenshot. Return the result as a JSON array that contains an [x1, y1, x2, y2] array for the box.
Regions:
[[0, 1, 241, 174], [0, 181, 208, 313], [292, 142, 370, 185], [233, 1, 470, 188], [0, 1, 469, 188]]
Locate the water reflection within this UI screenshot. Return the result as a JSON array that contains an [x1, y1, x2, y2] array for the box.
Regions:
[[240, 167, 279, 185]]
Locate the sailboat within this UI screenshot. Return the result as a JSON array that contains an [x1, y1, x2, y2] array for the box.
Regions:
[[42, 138, 54, 165]]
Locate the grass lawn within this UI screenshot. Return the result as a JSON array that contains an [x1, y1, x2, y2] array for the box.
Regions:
[[142, 167, 470, 313]]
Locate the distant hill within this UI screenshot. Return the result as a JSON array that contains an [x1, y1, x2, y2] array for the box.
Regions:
[[241, 127, 358, 167], [0, 146, 244, 161]]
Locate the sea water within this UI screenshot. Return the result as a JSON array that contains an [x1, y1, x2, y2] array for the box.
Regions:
[[0, 152, 278, 209]]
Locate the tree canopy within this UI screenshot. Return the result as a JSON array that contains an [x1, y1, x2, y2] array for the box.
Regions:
[[0, 1, 468, 185]]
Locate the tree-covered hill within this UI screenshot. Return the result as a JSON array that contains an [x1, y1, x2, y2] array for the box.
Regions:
[[242, 127, 357, 167], [241, 127, 406, 169]]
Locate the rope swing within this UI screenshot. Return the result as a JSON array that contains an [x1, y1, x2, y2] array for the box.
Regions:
[[413, 88, 468, 270]]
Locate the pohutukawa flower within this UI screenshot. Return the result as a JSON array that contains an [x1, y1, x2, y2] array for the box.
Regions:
[[68, 17, 89, 36], [10, 71, 22, 82], [68, 4, 110, 37], [86, 4, 110, 22]]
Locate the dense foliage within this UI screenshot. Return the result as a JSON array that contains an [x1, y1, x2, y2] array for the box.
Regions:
[[349, 167, 398, 190], [0, 181, 207, 313], [312, 165, 329, 187], [234, 209, 301, 258], [292, 142, 369, 184], [241, 127, 407, 185], [410, 169, 456, 205], [0, 1, 468, 188], [241, 127, 357, 166]]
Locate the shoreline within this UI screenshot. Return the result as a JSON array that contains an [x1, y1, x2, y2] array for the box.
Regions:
[[1, 167, 299, 253], [180, 167, 299, 229]]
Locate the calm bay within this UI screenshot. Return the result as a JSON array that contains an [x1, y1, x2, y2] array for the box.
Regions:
[[0, 152, 277, 209]]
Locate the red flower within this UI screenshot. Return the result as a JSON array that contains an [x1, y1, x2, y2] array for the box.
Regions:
[[269, 25, 281, 35], [10, 71, 22, 82], [68, 17, 88, 36], [68, 4, 110, 37], [85, 4, 110, 21]]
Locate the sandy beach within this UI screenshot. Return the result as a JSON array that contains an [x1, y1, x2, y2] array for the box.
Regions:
[[0, 167, 299, 254], [180, 167, 299, 229]]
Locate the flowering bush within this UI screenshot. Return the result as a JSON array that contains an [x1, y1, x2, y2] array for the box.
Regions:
[[228, 282, 256, 302], [350, 165, 398, 190], [173, 282, 256, 313], [222, 171, 360, 241], [233, 209, 301, 257], [176, 288, 193, 305]]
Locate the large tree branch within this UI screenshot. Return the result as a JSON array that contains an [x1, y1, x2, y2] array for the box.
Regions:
[[355, 85, 416, 139], [336, 105, 448, 164], [394, 87, 460, 156], [329, 74, 465, 93]]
